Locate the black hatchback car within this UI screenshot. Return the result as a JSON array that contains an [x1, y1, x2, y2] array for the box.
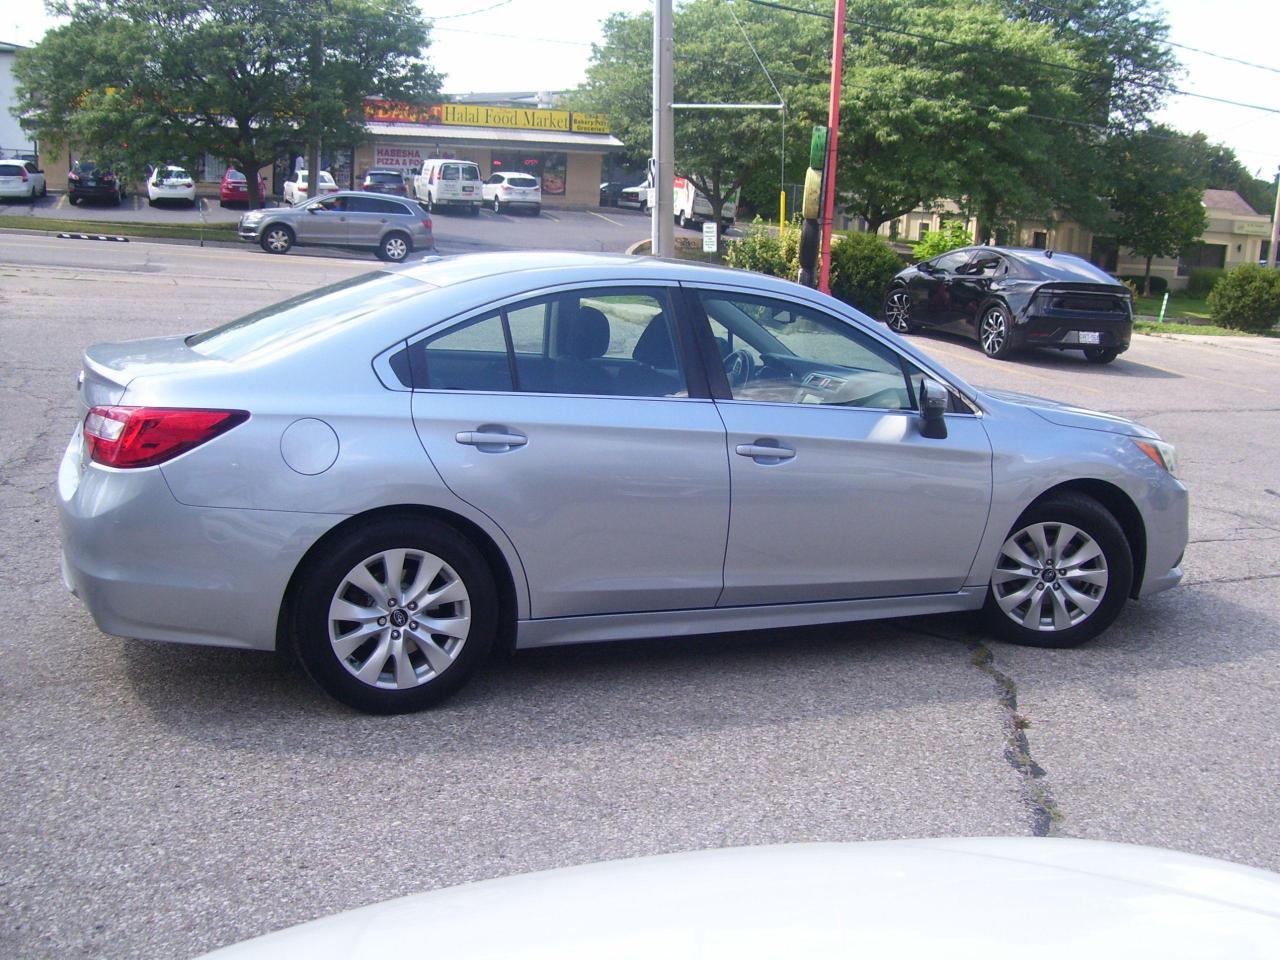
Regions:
[[883, 246, 1133, 363], [68, 159, 127, 205], [360, 168, 408, 197]]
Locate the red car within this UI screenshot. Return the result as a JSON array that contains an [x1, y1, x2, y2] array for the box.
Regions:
[[219, 167, 268, 207]]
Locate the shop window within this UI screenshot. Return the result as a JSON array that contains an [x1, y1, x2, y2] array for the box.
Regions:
[[1177, 243, 1226, 276], [490, 151, 567, 195]]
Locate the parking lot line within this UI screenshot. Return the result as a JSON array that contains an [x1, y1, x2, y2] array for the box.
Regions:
[[914, 341, 1107, 396], [55, 194, 66, 209], [586, 210, 625, 227], [542, 212, 560, 222]]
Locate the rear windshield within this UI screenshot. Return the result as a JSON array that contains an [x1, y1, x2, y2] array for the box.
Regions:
[[186, 272, 427, 360], [507, 176, 538, 188], [366, 171, 403, 183], [76, 161, 99, 174], [225, 170, 246, 181], [0, 164, 24, 176], [442, 164, 480, 181], [1017, 252, 1121, 284], [159, 168, 190, 180]]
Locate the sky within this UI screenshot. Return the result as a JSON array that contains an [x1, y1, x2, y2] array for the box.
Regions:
[[5, 0, 1278, 183]]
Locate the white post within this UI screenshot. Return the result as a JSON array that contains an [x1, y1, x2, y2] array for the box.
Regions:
[[1268, 166, 1279, 270], [651, 0, 674, 259]]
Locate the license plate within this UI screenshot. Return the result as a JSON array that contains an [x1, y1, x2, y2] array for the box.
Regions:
[[1078, 331, 1101, 345], [462, 186, 473, 193]]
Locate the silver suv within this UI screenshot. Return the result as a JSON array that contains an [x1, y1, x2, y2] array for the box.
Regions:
[[238, 191, 433, 262]]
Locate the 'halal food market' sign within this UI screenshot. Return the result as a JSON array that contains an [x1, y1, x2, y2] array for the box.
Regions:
[[364, 99, 610, 134]]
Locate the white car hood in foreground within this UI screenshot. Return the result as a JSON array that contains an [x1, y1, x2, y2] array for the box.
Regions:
[[197, 838, 1280, 959]]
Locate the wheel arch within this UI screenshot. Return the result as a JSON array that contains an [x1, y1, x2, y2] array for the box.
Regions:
[[1026, 479, 1147, 599], [276, 503, 520, 655]]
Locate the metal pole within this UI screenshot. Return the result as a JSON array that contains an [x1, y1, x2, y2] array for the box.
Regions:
[[1267, 165, 1279, 270], [817, 0, 847, 294], [651, 0, 675, 258]]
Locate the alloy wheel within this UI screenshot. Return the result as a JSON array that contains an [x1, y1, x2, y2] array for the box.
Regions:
[[885, 291, 912, 332], [265, 227, 291, 252], [328, 548, 471, 690], [991, 522, 1109, 632], [980, 308, 1008, 356], [383, 236, 409, 261]]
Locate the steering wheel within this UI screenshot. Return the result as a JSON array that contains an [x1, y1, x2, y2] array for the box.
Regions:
[[723, 349, 756, 389]]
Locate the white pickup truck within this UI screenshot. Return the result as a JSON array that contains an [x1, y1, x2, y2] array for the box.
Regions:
[[621, 173, 738, 230]]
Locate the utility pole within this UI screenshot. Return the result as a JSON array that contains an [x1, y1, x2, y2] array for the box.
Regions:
[[1268, 165, 1279, 270], [651, 0, 674, 258], [817, 0, 847, 294], [305, 0, 330, 204]]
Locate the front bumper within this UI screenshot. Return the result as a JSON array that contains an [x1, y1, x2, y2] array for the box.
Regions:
[[57, 429, 342, 651]]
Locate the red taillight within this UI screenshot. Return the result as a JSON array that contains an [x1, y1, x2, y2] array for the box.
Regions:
[[422, 217, 432, 230], [500, 185, 512, 193], [84, 406, 249, 468], [19, 168, 29, 182], [68, 171, 79, 181], [101, 173, 115, 182]]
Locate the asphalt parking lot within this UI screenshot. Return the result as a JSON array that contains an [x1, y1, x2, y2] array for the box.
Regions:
[[1, 234, 1278, 958]]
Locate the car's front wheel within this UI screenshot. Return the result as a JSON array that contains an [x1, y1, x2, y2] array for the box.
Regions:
[[260, 224, 294, 254], [290, 516, 497, 713], [979, 303, 1016, 360], [982, 492, 1133, 648], [883, 288, 913, 333]]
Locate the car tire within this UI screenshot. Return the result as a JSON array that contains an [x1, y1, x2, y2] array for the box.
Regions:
[[532, 204, 541, 217], [493, 196, 502, 214], [883, 288, 914, 333], [378, 232, 411, 263], [678, 210, 688, 229], [978, 303, 1016, 360], [1084, 347, 1120, 364], [68, 195, 79, 205], [41, 182, 48, 197], [982, 492, 1133, 649], [289, 515, 498, 714], [147, 197, 155, 207], [112, 194, 122, 207], [260, 224, 294, 254]]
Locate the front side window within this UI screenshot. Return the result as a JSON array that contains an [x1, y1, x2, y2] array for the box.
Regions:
[[402, 287, 687, 398], [697, 291, 918, 410], [933, 250, 972, 273]]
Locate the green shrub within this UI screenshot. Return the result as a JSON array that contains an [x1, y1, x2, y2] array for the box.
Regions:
[[1186, 267, 1225, 298], [1206, 264, 1280, 333], [912, 221, 972, 260], [829, 232, 906, 314], [1120, 274, 1167, 296], [723, 217, 799, 280]]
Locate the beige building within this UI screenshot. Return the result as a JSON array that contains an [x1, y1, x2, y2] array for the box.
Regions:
[[870, 189, 1272, 290]]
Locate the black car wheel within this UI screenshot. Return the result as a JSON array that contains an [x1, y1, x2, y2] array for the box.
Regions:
[[1084, 347, 1120, 364], [260, 224, 294, 254], [883, 289, 914, 333], [68, 195, 79, 205], [979, 304, 1016, 360], [378, 232, 411, 263], [492, 195, 502, 214], [982, 492, 1133, 648]]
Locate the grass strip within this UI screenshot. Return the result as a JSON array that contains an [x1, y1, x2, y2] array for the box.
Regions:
[[1135, 319, 1278, 338], [0, 214, 239, 243]]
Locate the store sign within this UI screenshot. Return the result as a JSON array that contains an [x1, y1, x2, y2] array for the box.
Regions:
[[363, 99, 611, 134], [374, 144, 428, 173], [1233, 221, 1270, 236]]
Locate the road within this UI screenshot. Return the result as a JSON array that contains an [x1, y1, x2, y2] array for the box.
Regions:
[[1, 234, 1278, 958]]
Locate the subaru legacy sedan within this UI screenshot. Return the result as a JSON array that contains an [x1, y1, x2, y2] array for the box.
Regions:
[[884, 246, 1133, 363], [57, 253, 1187, 714]]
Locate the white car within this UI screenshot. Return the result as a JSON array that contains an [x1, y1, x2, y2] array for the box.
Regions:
[[284, 170, 338, 205], [0, 159, 46, 201], [481, 171, 541, 215], [196, 839, 1280, 958], [146, 165, 196, 206]]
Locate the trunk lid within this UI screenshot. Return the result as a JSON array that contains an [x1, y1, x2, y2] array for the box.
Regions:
[[79, 335, 225, 411]]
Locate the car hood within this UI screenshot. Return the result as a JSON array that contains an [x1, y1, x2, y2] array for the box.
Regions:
[[981, 387, 1158, 439], [196, 839, 1280, 959]]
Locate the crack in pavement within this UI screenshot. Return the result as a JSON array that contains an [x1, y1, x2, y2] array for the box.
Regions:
[[1183, 571, 1280, 587]]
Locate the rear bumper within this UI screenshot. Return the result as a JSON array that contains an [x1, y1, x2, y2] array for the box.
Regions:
[[1013, 312, 1133, 352], [57, 429, 342, 651], [0, 183, 34, 197], [69, 184, 121, 199]]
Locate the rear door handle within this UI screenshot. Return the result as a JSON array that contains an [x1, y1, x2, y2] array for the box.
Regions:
[[735, 442, 795, 463], [456, 430, 527, 450]]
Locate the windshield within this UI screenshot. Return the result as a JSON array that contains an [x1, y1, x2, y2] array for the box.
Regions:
[[186, 272, 427, 360], [76, 161, 99, 174], [367, 171, 403, 183], [225, 169, 246, 181], [507, 176, 538, 188]]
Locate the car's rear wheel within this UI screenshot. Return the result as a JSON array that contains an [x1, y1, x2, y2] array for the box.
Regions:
[[68, 194, 79, 205], [291, 516, 497, 713], [979, 303, 1016, 360], [260, 224, 294, 254], [883, 289, 914, 333], [492, 195, 502, 214], [982, 492, 1133, 649], [532, 204, 541, 217], [1084, 347, 1120, 364], [378, 232, 411, 262]]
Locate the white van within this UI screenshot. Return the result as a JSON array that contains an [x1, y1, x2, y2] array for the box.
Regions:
[[413, 159, 482, 215]]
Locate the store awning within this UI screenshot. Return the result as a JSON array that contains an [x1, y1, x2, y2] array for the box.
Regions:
[[364, 122, 624, 152]]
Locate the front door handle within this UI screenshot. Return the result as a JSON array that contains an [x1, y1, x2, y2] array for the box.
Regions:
[[456, 430, 527, 450], [735, 442, 795, 464]]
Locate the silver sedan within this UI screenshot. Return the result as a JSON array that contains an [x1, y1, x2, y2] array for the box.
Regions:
[[57, 253, 1188, 713]]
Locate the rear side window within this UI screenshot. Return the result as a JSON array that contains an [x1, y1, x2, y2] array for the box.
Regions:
[[347, 196, 410, 215], [0, 164, 23, 176]]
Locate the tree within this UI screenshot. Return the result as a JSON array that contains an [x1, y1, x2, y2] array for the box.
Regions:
[[573, 0, 827, 245], [14, 0, 440, 207], [1107, 125, 1208, 294], [1196, 138, 1275, 216]]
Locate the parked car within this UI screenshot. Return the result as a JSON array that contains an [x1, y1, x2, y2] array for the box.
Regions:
[[884, 246, 1134, 363], [219, 167, 268, 207], [360, 168, 409, 197], [482, 171, 541, 215], [58, 253, 1186, 713], [236, 190, 431, 261], [617, 181, 649, 210], [146, 165, 196, 206], [194, 839, 1280, 959], [0, 159, 45, 201], [412, 158, 482, 215], [283, 169, 338, 205], [67, 159, 126, 205]]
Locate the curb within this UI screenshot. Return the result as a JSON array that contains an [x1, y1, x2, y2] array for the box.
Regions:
[[0, 225, 244, 250]]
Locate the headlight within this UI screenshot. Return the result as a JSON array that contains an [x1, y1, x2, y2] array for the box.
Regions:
[[1134, 438, 1178, 477]]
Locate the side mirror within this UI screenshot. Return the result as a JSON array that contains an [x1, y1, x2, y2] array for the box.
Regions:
[[919, 379, 949, 439]]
